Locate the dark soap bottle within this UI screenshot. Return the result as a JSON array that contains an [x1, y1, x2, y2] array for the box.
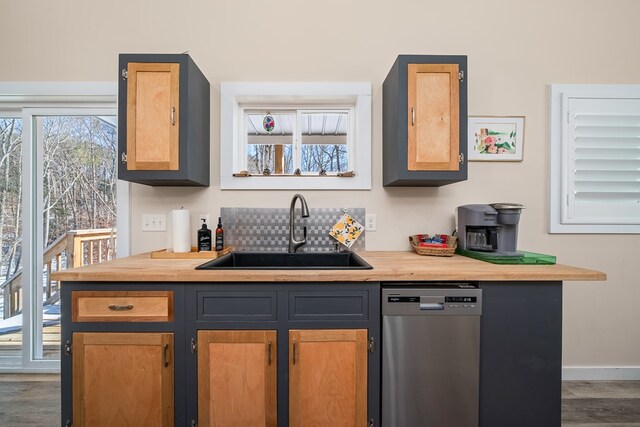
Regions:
[[198, 219, 212, 252], [215, 217, 224, 251]]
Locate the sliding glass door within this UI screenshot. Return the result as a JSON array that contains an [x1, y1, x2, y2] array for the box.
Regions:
[[23, 109, 118, 369], [0, 93, 124, 370]]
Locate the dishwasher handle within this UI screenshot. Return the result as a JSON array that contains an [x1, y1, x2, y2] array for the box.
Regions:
[[420, 303, 445, 311]]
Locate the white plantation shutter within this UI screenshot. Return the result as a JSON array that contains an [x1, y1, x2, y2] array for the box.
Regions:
[[550, 85, 640, 233], [564, 97, 640, 225]]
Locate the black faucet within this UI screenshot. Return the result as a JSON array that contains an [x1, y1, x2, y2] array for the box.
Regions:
[[288, 194, 309, 253]]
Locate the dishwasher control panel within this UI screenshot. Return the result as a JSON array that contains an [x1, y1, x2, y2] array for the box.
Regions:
[[383, 288, 482, 316]]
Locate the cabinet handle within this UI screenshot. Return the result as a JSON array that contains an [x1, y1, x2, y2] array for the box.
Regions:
[[268, 341, 272, 365], [108, 304, 134, 311], [171, 107, 176, 126], [292, 340, 297, 365], [163, 344, 169, 367], [411, 107, 415, 126]]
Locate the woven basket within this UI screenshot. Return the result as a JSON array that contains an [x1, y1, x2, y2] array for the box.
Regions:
[[409, 234, 457, 257]]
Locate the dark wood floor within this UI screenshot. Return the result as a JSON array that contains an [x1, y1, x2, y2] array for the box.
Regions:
[[0, 375, 638, 426], [562, 381, 640, 426]]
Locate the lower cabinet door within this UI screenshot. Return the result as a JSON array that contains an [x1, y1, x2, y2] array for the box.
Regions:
[[197, 330, 277, 427], [72, 332, 174, 427], [289, 329, 368, 427]]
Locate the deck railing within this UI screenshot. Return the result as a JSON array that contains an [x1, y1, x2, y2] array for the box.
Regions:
[[1, 228, 116, 319]]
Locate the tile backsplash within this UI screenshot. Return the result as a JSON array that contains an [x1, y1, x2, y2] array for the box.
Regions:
[[221, 207, 366, 252]]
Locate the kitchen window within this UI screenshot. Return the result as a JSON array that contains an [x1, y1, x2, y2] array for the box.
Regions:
[[549, 84, 640, 233], [220, 83, 371, 190]]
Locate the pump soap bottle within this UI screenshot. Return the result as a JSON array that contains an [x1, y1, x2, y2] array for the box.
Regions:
[[197, 219, 212, 252], [215, 217, 224, 251]]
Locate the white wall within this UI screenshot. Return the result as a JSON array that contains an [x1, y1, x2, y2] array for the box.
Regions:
[[2, 0, 639, 370]]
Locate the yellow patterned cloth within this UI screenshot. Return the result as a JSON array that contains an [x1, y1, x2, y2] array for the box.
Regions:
[[329, 214, 364, 248]]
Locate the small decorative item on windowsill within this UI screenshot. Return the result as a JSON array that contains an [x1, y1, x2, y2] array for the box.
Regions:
[[409, 234, 457, 257]]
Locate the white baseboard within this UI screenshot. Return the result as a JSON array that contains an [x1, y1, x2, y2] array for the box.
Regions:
[[563, 366, 640, 380]]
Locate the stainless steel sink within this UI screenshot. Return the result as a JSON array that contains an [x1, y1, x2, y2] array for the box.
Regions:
[[195, 251, 373, 270]]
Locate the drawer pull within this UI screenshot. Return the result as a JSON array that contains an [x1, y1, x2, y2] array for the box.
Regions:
[[108, 304, 134, 311], [292, 340, 297, 365], [163, 344, 170, 367]]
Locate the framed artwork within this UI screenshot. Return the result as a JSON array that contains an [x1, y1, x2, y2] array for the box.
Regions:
[[468, 116, 525, 161]]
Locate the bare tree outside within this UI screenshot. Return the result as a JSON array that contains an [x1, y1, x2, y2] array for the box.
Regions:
[[0, 118, 23, 282], [41, 116, 117, 247], [301, 144, 348, 173]]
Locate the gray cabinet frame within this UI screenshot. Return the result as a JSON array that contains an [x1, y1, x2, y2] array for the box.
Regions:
[[118, 53, 210, 186], [383, 54, 468, 187]]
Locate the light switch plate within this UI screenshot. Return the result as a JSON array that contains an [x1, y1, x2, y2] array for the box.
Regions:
[[142, 214, 166, 232]]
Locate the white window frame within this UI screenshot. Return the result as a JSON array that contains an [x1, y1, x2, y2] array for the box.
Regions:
[[0, 82, 127, 372], [549, 84, 640, 233], [220, 82, 372, 190]]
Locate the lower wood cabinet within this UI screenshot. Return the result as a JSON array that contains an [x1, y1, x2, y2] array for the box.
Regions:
[[61, 283, 380, 427], [197, 329, 368, 427], [289, 329, 368, 427], [197, 330, 277, 427], [72, 332, 174, 427]]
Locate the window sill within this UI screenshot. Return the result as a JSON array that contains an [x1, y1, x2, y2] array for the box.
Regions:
[[221, 174, 369, 190]]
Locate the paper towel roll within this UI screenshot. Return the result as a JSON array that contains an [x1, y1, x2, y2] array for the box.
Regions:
[[172, 209, 191, 253]]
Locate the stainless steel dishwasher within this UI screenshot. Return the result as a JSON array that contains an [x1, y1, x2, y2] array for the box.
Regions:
[[382, 285, 482, 427]]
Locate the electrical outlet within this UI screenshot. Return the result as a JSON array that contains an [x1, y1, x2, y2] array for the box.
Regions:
[[365, 213, 377, 231], [142, 214, 167, 232], [198, 213, 210, 227]]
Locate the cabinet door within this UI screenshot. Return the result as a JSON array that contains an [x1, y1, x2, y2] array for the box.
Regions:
[[198, 330, 277, 427], [72, 332, 174, 427], [407, 63, 460, 172], [126, 62, 180, 171], [289, 329, 368, 427]]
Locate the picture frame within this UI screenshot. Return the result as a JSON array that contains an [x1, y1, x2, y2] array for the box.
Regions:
[[468, 116, 525, 161]]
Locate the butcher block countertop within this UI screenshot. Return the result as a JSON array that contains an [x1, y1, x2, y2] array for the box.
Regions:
[[51, 251, 606, 283]]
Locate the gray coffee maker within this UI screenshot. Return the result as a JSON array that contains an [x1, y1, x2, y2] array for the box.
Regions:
[[456, 203, 525, 257]]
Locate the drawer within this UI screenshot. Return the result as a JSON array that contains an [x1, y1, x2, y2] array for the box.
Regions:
[[289, 290, 369, 321], [72, 291, 174, 322], [196, 291, 277, 322]]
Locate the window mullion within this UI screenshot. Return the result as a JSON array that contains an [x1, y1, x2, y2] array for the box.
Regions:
[[294, 109, 302, 171]]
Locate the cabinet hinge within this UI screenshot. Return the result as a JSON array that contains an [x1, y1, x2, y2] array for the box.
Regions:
[[458, 70, 464, 82], [121, 152, 127, 163], [191, 420, 197, 427], [459, 152, 465, 164], [368, 419, 374, 427], [64, 419, 72, 427], [368, 337, 375, 353], [121, 69, 128, 80], [191, 338, 197, 354], [64, 341, 72, 356]]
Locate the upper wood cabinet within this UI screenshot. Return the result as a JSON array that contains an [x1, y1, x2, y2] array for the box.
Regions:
[[126, 62, 180, 171], [72, 332, 174, 427], [383, 55, 467, 187], [118, 53, 210, 186], [289, 329, 368, 427], [198, 330, 277, 427]]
